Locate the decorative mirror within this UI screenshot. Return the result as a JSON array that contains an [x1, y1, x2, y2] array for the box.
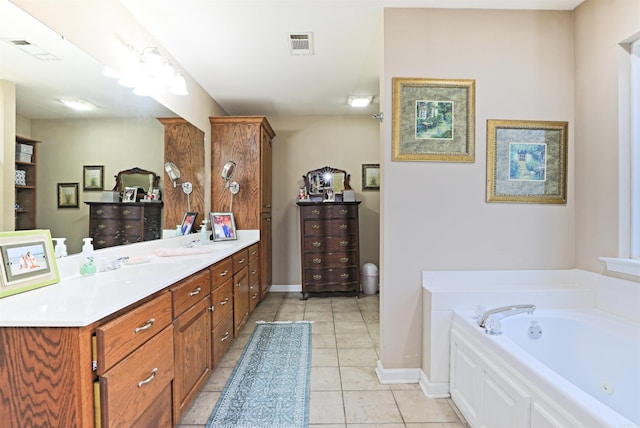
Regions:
[[113, 167, 160, 193], [303, 166, 351, 198]]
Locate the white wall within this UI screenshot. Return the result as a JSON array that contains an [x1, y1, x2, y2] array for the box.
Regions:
[[268, 115, 381, 287], [31, 117, 164, 254], [574, 0, 640, 271], [381, 8, 575, 369]]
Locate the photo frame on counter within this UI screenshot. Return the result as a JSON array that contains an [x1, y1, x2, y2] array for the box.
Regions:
[[0, 230, 60, 299], [180, 212, 198, 235], [57, 183, 79, 208], [362, 164, 380, 191], [123, 186, 138, 203], [486, 119, 568, 204], [392, 77, 475, 162], [82, 165, 104, 191], [210, 212, 238, 241]]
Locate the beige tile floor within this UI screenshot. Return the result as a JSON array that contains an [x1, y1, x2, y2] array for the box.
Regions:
[[177, 292, 469, 428]]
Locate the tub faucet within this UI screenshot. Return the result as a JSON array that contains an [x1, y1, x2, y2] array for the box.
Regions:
[[478, 304, 536, 335]]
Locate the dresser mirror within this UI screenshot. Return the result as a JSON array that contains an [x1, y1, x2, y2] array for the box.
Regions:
[[303, 166, 352, 198], [113, 167, 160, 194]]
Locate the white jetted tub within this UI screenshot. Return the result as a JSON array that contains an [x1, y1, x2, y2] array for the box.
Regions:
[[450, 309, 640, 428]]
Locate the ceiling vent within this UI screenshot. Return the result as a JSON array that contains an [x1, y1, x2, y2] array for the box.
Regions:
[[288, 33, 313, 56], [7, 39, 58, 60]]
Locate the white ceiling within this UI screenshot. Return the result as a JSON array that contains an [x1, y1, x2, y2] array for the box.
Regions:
[[1, 0, 583, 120]]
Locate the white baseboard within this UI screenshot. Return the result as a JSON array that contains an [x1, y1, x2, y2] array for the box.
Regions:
[[418, 370, 450, 398], [375, 360, 421, 384], [269, 284, 301, 293]]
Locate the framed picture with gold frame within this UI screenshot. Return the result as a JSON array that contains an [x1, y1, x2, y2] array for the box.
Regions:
[[0, 230, 60, 299], [486, 119, 568, 204], [57, 182, 79, 208], [392, 77, 475, 162]]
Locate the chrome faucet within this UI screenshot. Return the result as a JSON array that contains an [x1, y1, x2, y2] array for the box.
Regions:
[[478, 304, 536, 335]]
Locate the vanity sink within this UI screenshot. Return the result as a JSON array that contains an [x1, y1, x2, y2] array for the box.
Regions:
[[102, 260, 186, 282]]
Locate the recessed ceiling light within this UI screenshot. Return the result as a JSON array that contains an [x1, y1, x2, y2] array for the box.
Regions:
[[347, 96, 373, 107], [58, 98, 98, 111]]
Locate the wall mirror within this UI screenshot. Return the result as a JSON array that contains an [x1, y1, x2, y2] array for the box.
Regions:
[[303, 166, 352, 198], [114, 167, 160, 193]]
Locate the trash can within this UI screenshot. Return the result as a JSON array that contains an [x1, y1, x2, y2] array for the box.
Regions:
[[361, 263, 379, 295]]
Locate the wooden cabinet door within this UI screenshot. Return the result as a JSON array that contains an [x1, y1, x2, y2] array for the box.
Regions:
[[260, 128, 272, 213], [173, 297, 211, 424], [233, 266, 250, 337], [260, 213, 272, 298]]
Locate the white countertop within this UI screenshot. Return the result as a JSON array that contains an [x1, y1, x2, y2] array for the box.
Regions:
[[0, 230, 259, 327]]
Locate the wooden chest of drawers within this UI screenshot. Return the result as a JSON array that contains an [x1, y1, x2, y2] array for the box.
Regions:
[[86, 202, 163, 249], [297, 202, 361, 299]]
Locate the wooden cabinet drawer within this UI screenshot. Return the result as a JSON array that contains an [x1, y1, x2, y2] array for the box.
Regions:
[[211, 257, 232, 286], [300, 204, 357, 219], [248, 243, 259, 261], [211, 279, 233, 327], [171, 269, 211, 318], [92, 205, 142, 219], [303, 267, 359, 285], [96, 292, 172, 374], [99, 326, 174, 428], [249, 259, 259, 312], [303, 235, 358, 252], [232, 248, 249, 273], [303, 251, 358, 268], [212, 315, 234, 367], [304, 218, 357, 236], [90, 219, 121, 236]]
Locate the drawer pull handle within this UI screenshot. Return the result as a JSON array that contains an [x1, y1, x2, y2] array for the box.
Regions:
[[311, 224, 320, 230], [97, 240, 106, 245], [122, 209, 131, 215], [96, 209, 104, 215], [266, 218, 271, 222], [97, 224, 106, 230], [236, 282, 241, 288], [252, 293, 258, 299], [220, 297, 229, 305], [124, 224, 133, 230], [208, 305, 215, 312], [251, 250, 257, 255], [220, 270, 229, 277], [237, 258, 246, 264], [313, 274, 322, 280], [312, 242, 321, 248], [339, 224, 348, 230], [221, 332, 230, 342], [251, 269, 257, 275], [311, 209, 320, 215], [340, 273, 350, 279], [339, 240, 349, 247], [313, 258, 322, 264], [137, 368, 158, 388], [189, 287, 202, 296], [134, 318, 155, 334], [340, 257, 349, 263], [339, 209, 348, 214]]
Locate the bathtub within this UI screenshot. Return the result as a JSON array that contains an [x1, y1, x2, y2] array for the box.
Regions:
[[450, 309, 640, 428]]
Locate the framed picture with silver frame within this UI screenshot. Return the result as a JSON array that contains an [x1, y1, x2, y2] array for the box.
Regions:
[[210, 212, 237, 241]]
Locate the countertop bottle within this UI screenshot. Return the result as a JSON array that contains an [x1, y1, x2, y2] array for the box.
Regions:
[[79, 238, 96, 275]]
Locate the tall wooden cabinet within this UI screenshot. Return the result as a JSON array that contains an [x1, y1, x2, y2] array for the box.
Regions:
[[210, 116, 275, 299], [14, 136, 39, 230]]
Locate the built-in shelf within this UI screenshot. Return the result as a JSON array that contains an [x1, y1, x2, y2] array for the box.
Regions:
[[15, 136, 40, 230]]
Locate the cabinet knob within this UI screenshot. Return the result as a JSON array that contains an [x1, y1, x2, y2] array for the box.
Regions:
[[266, 218, 271, 222], [208, 305, 215, 312], [189, 287, 202, 296], [236, 282, 241, 287], [312, 241, 321, 248]]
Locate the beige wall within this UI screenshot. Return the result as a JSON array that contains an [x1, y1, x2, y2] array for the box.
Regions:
[[31, 118, 164, 254], [1, 81, 17, 231], [574, 0, 640, 271], [382, 9, 575, 369], [268, 115, 381, 286]]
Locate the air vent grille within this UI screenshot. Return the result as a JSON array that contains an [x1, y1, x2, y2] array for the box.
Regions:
[[6, 39, 58, 60], [288, 33, 313, 56]]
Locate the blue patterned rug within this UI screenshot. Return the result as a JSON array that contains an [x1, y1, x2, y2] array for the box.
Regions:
[[206, 321, 312, 428]]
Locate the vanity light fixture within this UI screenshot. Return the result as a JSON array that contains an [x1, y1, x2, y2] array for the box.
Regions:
[[347, 96, 373, 107], [58, 98, 98, 111], [164, 161, 193, 211]]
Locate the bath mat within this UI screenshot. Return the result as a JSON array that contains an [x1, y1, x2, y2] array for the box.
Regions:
[[206, 321, 312, 428]]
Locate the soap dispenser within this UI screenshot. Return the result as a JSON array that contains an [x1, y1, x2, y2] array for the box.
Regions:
[[79, 238, 96, 275], [200, 218, 209, 244], [53, 238, 68, 258]]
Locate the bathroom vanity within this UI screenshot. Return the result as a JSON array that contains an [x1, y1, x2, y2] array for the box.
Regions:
[[0, 232, 260, 427]]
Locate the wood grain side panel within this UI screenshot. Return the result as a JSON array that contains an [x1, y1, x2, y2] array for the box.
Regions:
[[0, 327, 90, 428]]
